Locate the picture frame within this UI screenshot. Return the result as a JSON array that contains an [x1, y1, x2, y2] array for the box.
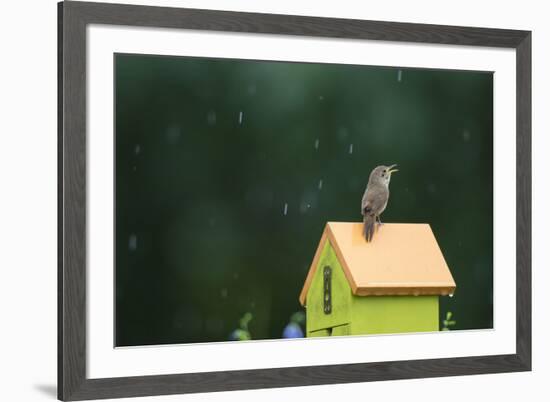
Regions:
[[58, 1, 531, 400]]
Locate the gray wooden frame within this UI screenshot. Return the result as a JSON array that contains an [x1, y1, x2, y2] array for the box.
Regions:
[[58, 1, 532, 400]]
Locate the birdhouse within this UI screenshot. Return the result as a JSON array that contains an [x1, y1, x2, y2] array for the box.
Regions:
[[299, 222, 456, 337]]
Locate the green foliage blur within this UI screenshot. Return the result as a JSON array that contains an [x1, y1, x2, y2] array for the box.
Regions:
[[442, 311, 457, 331], [115, 54, 493, 346]]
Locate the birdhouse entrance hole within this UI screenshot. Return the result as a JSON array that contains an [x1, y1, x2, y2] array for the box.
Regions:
[[323, 266, 332, 314]]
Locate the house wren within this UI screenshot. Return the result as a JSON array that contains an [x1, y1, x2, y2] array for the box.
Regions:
[[361, 164, 398, 242]]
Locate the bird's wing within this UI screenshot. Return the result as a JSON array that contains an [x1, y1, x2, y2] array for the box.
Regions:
[[362, 186, 388, 216], [361, 188, 369, 215]]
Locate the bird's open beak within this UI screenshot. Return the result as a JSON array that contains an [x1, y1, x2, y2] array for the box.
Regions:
[[388, 164, 399, 174]]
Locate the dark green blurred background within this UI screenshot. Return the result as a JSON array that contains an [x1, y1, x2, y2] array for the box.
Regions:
[[115, 53, 493, 347]]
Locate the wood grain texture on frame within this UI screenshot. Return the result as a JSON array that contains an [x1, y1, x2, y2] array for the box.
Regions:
[[58, 1, 532, 400]]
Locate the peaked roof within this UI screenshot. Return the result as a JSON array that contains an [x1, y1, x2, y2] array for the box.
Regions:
[[299, 222, 456, 305]]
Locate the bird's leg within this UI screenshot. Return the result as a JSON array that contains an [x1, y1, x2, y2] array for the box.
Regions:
[[377, 215, 383, 226]]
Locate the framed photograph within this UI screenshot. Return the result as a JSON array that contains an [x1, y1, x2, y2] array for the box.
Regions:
[[58, 1, 531, 400]]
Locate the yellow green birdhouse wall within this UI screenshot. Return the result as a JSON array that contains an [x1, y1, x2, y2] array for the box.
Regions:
[[299, 223, 456, 337]]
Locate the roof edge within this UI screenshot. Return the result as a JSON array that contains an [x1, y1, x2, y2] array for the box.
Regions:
[[326, 223, 359, 293], [354, 285, 456, 296], [298, 225, 329, 306]]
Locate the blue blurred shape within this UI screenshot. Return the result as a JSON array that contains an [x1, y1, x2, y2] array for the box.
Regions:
[[282, 322, 304, 338]]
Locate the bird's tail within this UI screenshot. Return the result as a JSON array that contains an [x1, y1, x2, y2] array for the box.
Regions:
[[363, 214, 376, 242]]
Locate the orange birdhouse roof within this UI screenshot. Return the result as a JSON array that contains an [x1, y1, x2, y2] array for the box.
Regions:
[[299, 222, 456, 305]]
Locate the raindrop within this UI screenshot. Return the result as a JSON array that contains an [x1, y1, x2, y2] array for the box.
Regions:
[[397, 69, 403, 82], [221, 288, 228, 298], [132, 166, 137, 172], [318, 179, 323, 190], [283, 203, 288, 216], [299, 201, 311, 214], [134, 144, 141, 155], [319, 95, 324, 101], [349, 143, 354, 154], [462, 129, 471, 142], [247, 84, 257, 95], [128, 234, 137, 251], [238, 111, 243, 125], [314, 138, 319, 150], [207, 110, 217, 126], [300, 190, 318, 213]]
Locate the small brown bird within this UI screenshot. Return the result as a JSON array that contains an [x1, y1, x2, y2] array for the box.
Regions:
[[361, 164, 398, 242]]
